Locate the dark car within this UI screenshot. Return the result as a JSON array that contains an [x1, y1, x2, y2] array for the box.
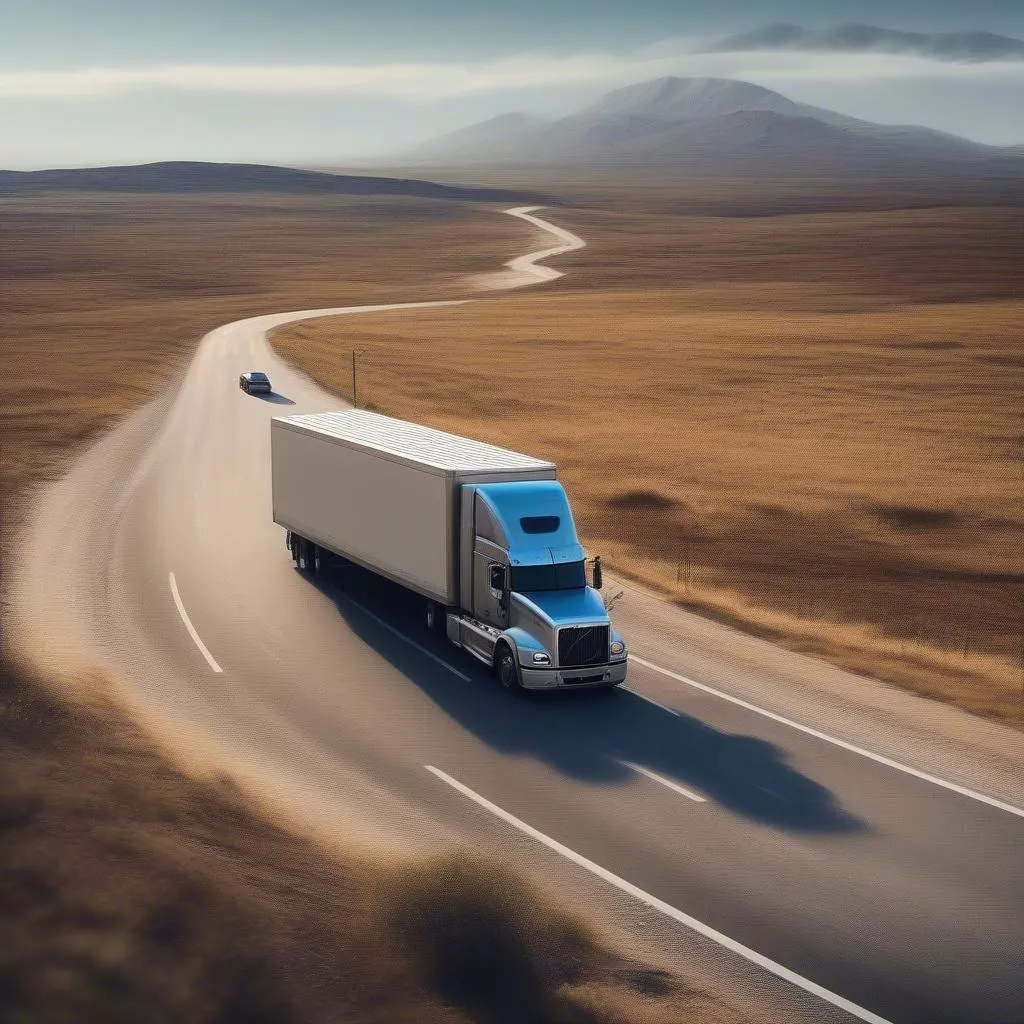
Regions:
[[240, 371, 272, 394]]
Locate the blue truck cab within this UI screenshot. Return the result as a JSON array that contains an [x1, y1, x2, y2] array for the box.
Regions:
[[450, 480, 628, 690]]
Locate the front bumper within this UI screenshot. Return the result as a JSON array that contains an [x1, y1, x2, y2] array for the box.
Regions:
[[519, 659, 627, 690]]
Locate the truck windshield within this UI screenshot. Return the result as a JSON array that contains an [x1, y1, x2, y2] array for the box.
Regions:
[[511, 560, 586, 592]]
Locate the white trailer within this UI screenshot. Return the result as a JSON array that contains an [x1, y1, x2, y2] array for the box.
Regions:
[[271, 410, 555, 603]]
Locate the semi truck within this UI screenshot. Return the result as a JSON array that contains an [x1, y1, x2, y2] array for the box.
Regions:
[[270, 409, 627, 691]]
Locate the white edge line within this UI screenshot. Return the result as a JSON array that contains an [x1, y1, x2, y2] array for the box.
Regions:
[[623, 760, 707, 802], [339, 594, 471, 682], [425, 764, 892, 1024], [632, 656, 1024, 819], [621, 685, 681, 716], [168, 571, 222, 673]]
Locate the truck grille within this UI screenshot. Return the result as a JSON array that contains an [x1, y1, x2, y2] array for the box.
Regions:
[[558, 625, 609, 668]]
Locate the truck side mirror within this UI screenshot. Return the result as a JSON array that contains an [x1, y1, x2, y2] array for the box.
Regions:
[[489, 564, 507, 595], [592, 556, 603, 590]]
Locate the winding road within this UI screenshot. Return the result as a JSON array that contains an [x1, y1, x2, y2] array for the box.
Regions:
[[11, 206, 1024, 1024]]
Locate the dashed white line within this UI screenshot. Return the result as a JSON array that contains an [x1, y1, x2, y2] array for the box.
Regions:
[[425, 764, 892, 1024], [622, 760, 707, 802], [632, 656, 1024, 819], [621, 685, 681, 716], [168, 571, 222, 673]]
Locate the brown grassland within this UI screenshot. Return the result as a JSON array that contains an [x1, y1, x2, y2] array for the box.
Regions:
[[1, 192, 742, 1023], [274, 180, 1024, 722]]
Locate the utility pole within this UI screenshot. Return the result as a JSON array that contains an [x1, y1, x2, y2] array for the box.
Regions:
[[351, 350, 357, 409]]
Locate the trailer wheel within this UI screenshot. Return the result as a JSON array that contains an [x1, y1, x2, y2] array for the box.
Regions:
[[313, 544, 323, 579], [296, 537, 310, 573], [496, 645, 521, 692]]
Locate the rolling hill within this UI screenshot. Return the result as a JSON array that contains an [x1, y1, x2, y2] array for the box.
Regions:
[[0, 160, 537, 203]]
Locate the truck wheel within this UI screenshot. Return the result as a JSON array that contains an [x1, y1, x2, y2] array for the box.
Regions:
[[426, 601, 445, 633], [313, 544, 323, 578], [296, 538, 310, 573], [496, 646, 521, 692]]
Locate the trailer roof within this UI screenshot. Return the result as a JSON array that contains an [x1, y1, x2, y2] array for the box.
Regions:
[[274, 409, 555, 474]]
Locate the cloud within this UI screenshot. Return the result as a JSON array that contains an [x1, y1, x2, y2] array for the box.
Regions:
[[0, 55, 665, 102], [677, 49, 1024, 82], [1, 42, 1023, 103], [706, 23, 1024, 63]]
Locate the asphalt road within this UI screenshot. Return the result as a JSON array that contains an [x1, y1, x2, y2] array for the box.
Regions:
[[11, 207, 1024, 1024]]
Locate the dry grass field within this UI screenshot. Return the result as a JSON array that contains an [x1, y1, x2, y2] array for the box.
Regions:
[[0, 191, 747, 1023], [274, 186, 1024, 722]]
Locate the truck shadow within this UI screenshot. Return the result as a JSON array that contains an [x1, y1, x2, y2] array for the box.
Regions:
[[312, 562, 864, 836]]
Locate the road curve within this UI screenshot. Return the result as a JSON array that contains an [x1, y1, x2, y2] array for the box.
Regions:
[[9, 207, 1024, 1024], [470, 204, 586, 289]]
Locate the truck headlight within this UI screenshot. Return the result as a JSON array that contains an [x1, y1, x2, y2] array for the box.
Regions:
[[610, 640, 625, 655], [532, 652, 551, 664]]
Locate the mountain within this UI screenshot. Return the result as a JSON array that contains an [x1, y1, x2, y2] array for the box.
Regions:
[[402, 77, 1023, 178], [0, 160, 536, 203], [707, 23, 1024, 62], [410, 113, 548, 162], [557, 76, 862, 130]]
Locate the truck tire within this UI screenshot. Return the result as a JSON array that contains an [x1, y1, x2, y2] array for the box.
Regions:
[[296, 537, 310, 573], [426, 601, 445, 633], [313, 543, 324, 579], [495, 645, 521, 692]]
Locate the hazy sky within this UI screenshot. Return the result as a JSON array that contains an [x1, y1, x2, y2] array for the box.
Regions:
[[3, 1, 1023, 167]]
